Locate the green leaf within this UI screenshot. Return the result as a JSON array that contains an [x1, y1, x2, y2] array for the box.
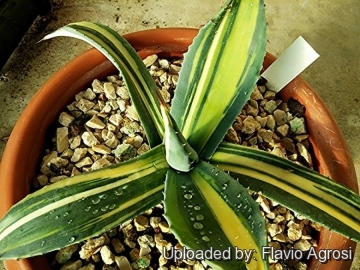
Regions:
[[0, 146, 168, 259], [211, 142, 360, 242], [171, 0, 266, 159], [159, 99, 199, 172], [164, 161, 268, 270], [43, 22, 164, 147]]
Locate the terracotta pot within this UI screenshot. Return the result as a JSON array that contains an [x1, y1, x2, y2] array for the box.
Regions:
[[0, 28, 357, 270]]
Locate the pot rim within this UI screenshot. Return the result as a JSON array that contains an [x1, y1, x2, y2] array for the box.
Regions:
[[0, 27, 357, 270]]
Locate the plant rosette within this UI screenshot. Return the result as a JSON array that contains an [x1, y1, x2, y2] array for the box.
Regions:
[[0, 1, 359, 270], [0, 28, 358, 270]]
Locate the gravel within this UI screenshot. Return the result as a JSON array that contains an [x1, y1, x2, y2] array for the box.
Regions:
[[33, 54, 320, 270]]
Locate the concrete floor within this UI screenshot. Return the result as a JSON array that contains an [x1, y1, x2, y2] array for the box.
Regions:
[[0, 0, 359, 269]]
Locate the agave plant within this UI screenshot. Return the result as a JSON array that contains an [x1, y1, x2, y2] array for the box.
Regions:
[[0, 0, 359, 269]]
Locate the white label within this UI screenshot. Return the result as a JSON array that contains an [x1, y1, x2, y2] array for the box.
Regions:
[[261, 36, 319, 92]]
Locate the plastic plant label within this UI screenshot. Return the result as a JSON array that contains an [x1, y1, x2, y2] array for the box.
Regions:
[[261, 36, 319, 92]]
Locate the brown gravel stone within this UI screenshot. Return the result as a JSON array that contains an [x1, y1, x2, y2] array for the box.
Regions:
[[103, 82, 117, 100], [225, 126, 239, 143], [56, 244, 79, 264], [266, 115, 276, 131], [273, 233, 287, 242], [115, 256, 132, 270], [79, 264, 95, 270], [274, 109, 288, 126], [277, 124, 290, 137], [111, 238, 125, 254], [256, 116, 268, 127], [81, 132, 99, 147], [294, 239, 312, 251], [100, 246, 115, 265], [242, 116, 261, 135], [79, 235, 108, 259], [59, 260, 82, 270], [134, 215, 150, 231], [86, 115, 106, 129], [251, 86, 264, 100], [76, 99, 95, 112], [264, 100, 278, 113], [56, 127, 69, 153], [264, 90, 277, 100], [129, 248, 140, 262], [297, 143, 313, 167], [59, 112, 75, 127], [281, 138, 297, 154], [287, 222, 303, 241], [246, 103, 259, 117], [258, 129, 274, 143]]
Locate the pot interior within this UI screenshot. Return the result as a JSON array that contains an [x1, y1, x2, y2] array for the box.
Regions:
[[0, 28, 357, 270]]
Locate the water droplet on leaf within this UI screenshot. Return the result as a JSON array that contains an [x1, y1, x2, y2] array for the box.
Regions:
[[184, 193, 192, 200], [114, 188, 123, 196], [202, 236, 210, 242], [101, 206, 109, 212], [193, 222, 203, 230], [196, 214, 204, 221], [99, 194, 107, 200], [91, 198, 100, 204]]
